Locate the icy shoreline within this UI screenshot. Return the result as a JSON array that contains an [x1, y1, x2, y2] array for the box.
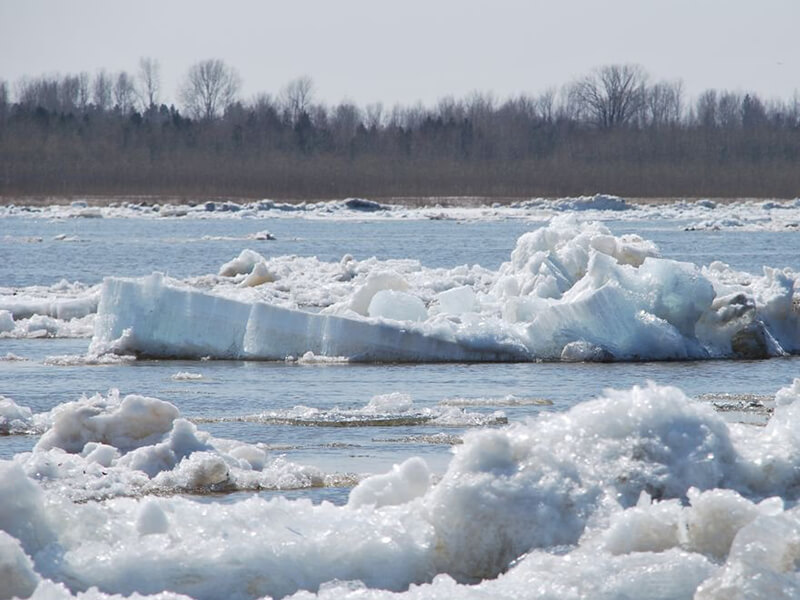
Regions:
[[1, 194, 800, 230]]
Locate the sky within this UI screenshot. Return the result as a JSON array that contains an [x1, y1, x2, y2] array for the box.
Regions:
[[1, 0, 798, 109]]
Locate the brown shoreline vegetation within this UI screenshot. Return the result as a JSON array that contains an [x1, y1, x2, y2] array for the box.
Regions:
[[1, 63, 798, 203]]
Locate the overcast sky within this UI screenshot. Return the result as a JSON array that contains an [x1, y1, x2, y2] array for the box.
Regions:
[[2, 0, 798, 108]]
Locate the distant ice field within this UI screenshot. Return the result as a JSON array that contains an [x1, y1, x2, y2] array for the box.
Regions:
[[2, 195, 800, 287]]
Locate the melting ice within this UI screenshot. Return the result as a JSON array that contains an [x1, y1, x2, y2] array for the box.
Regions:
[[3, 205, 800, 599], [3, 380, 800, 598], [83, 216, 800, 363]]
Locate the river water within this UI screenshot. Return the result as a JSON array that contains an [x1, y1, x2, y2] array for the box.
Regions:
[[2, 213, 797, 476], [2, 203, 800, 599]]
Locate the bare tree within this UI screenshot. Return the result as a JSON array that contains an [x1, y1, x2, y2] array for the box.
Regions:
[[571, 64, 648, 128], [0, 79, 8, 123], [279, 76, 314, 123], [741, 93, 766, 128], [251, 92, 279, 120], [717, 91, 742, 128], [113, 71, 136, 113], [59, 75, 81, 113], [137, 57, 161, 110], [696, 90, 717, 127], [465, 91, 495, 125], [436, 96, 464, 122], [535, 88, 556, 122], [790, 91, 800, 127], [365, 102, 384, 129], [93, 70, 113, 111], [645, 80, 683, 127], [330, 101, 361, 148], [17, 76, 59, 112], [77, 72, 90, 111], [180, 59, 241, 120], [556, 84, 583, 121]]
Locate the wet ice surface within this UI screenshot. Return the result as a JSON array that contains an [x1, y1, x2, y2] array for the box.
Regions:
[[3, 198, 800, 599]]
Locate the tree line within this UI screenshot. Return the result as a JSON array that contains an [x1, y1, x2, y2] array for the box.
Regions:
[[1, 59, 798, 200]]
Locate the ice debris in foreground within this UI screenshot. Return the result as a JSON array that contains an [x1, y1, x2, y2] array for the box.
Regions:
[[4, 381, 800, 598], [5, 390, 334, 502], [90, 216, 800, 362]]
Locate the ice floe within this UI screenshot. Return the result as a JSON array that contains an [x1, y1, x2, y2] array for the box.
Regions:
[[5, 390, 340, 503], [0, 281, 99, 339], [88, 217, 800, 362]]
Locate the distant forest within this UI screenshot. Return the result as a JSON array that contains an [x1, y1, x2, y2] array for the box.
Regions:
[[1, 59, 799, 200]]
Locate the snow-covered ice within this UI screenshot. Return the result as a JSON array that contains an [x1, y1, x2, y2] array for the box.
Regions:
[[4, 380, 800, 598], [6, 389, 338, 504], [88, 217, 800, 363]]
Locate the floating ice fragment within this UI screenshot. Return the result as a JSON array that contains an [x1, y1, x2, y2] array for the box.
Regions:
[[218, 249, 265, 277], [249, 230, 276, 240], [0, 310, 15, 333], [344, 198, 387, 211], [560, 340, 615, 362], [365, 393, 414, 414], [238, 261, 276, 287], [7, 381, 800, 597], [0, 396, 34, 434], [36, 391, 179, 453]]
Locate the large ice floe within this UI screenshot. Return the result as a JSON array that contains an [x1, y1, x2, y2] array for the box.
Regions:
[[4, 379, 800, 599], [88, 216, 800, 363]]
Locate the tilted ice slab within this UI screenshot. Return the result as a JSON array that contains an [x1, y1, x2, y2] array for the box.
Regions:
[[5, 381, 800, 599], [90, 217, 800, 362], [90, 273, 529, 362]]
